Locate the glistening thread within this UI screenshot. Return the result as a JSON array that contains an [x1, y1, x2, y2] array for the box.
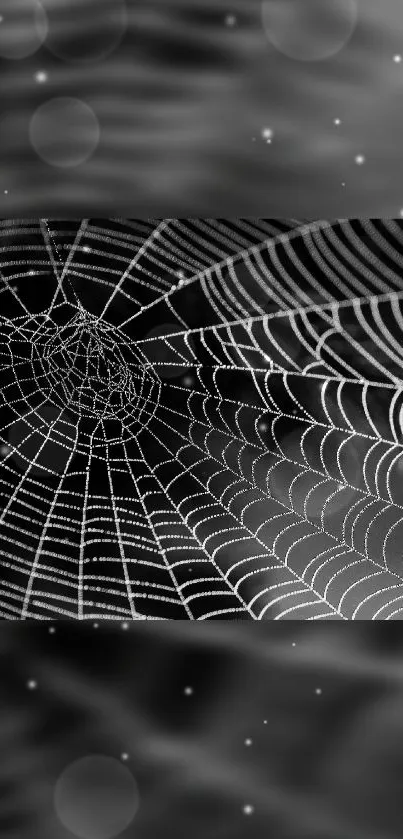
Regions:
[[1, 218, 403, 619]]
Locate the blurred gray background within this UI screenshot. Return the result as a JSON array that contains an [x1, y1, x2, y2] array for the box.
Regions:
[[1, 0, 403, 217], [2, 620, 403, 839]]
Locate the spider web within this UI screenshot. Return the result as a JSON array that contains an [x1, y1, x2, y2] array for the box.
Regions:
[[2, 217, 403, 620]]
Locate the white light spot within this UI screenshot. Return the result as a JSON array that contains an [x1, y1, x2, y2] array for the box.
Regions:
[[315, 687, 322, 695], [334, 118, 341, 125], [394, 54, 402, 63], [242, 804, 255, 816], [244, 738, 253, 746], [262, 127, 273, 141], [34, 70, 48, 83], [27, 679, 38, 690], [355, 154, 365, 165], [184, 686, 194, 696], [225, 14, 237, 27]]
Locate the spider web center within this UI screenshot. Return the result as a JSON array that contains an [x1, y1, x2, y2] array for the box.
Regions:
[[40, 309, 139, 420]]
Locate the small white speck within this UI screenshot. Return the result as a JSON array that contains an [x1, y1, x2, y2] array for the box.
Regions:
[[83, 246, 91, 253], [242, 804, 254, 816], [263, 719, 267, 724], [93, 622, 99, 629], [121, 622, 129, 630], [225, 14, 237, 27], [315, 687, 322, 695], [35, 71, 48, 83], [4, 189, 8, 195], [399, 209, 403, 218], [333, 118, 341, 126], [184, 686, 194, 696], [292, 642, 296, 647], [355, 154, 366, 165], [394, 54, 402, 63], [341, 181, 346, 187], [244, 738, 253, 746], [261, 127, 273, 142], [121, 752, 129, 761], [0, 444, 10, 457], [27, 679, 37, 690], [48, 626, 56, 634]]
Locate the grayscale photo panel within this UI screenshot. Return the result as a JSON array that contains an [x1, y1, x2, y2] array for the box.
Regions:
[[1, 2, 403, 839]]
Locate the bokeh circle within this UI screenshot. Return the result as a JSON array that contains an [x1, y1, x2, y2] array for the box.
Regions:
[[54, 754, 139, 839], [29, 97, 100, 168], [261, 0, 358, 62], [0, 0, 48, 60], [42, 0, 128, 64]]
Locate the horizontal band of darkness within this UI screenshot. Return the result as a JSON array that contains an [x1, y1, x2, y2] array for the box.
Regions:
[[1, 217, 403, 619]]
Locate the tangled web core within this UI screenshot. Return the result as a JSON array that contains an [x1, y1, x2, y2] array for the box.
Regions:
[[2, 218, 403, 620]]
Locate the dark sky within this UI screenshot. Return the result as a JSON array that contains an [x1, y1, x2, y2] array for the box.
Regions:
[[2, 0, 403, 217]]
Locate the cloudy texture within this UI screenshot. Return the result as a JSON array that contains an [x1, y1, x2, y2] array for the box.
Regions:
[[1, 621, 403, 839], [1, 0, 403, 217]]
